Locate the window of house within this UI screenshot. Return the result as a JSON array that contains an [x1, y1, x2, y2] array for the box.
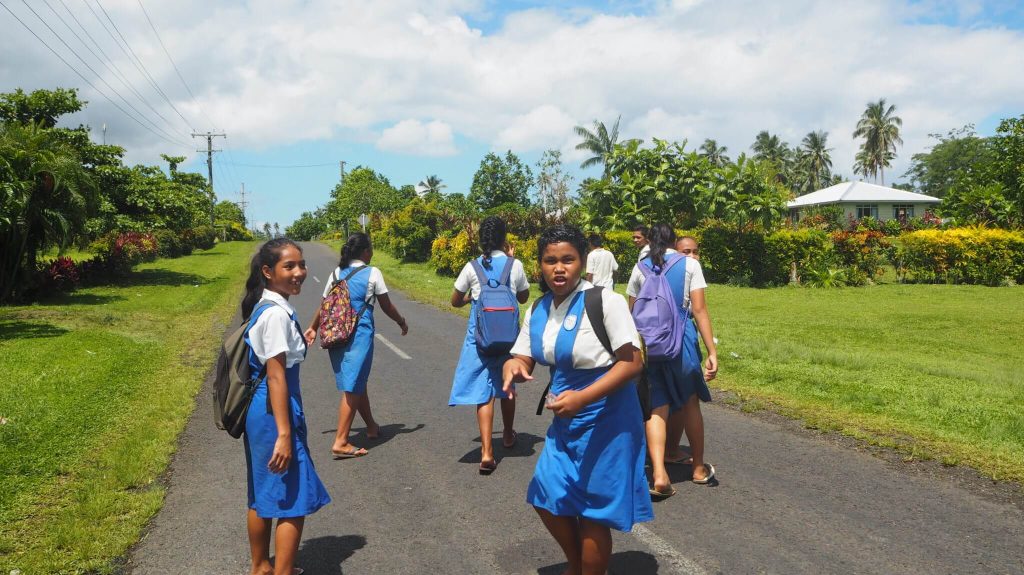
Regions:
[[855, 205, 878, 219], [893, 204, 915, 220]]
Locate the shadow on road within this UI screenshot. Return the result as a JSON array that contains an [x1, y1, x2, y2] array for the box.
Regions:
[[538, 550, 660, 574], [321, 423, 426, 448], [458, 432, 546, 465], [295, 534, 367, 575]]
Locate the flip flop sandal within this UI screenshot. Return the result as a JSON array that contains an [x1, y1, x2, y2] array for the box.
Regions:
[[479, 460, 497, 475], [692, 463, 716, 484], [665, 456, 693, 466], [502, 430, 518, 449], [332, 447, 368, 459], [649, 487, 677, 501]]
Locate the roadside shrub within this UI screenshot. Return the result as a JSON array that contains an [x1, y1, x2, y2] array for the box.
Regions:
[[430, 231, 475, 276], [896, 227, 1024, 285], [830, 230, 889, 285], [699, 224, 773, 286], [87, 231, 158, 276], [378, 200, 442, 262], [154, 229, 183, 259], [765, 228, 832, 285], [222, 222, 254, 241], [191, 226, 217, 250], [36, 256, 81, 294]]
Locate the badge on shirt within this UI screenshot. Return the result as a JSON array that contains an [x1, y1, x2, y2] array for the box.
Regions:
[[563, 314, 578, 331]]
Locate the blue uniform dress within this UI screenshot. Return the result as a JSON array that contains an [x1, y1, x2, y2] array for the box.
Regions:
[[639, 254, 712, 411], [244, 302, 331, 518], [525, 290, 654, 532], [327, 266, 374, 394], [448, 255, 516, 406]]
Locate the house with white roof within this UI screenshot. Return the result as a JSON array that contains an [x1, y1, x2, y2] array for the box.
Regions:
[[788, 181, 941, 222]]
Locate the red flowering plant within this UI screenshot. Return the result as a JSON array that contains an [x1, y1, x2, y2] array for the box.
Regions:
[[36, 256, 81, 294]]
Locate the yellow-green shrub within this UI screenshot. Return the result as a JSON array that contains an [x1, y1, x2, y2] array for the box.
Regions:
[[430, 231, 475, 276], [896, 227, 1024, 285]]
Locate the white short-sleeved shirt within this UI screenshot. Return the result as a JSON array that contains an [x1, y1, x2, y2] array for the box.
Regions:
[[625, 249, 708, 308], [586, 248, 619, 289], [637, 244, 650, 262], [510, 280, 640, 370], [454, 252, 530, 300], [322, 259, 388, 303], [248, 289, 307, 368]]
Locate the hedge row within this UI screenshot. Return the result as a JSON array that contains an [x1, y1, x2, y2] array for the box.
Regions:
[[895, 228, 1024, 286], [430, 231, 540, 281]]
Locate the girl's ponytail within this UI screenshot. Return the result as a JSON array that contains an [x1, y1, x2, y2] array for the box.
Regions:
[[241, 238, 301, 318], [478, 216, 507, 269], [647, 223, 676, 268], [339, 232, 372, 270]]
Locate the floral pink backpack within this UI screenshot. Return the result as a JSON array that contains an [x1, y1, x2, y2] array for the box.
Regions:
[[318, 266, 370, 349]]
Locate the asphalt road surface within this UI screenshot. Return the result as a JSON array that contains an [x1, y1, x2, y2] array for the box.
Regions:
[[127, 242, 1024, 574]]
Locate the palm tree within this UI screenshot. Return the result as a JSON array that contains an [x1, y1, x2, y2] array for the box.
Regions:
[[798, 131, 833, 192], [574, 115, 628, 176], [852, 98, 903, 185], [699, 139, 730, 167], [751, 131, 789, 165], [417, 174, 445, 197]]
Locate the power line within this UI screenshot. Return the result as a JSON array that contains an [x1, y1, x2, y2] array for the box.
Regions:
[[220, 161, 339, 169], [136, 0, 217, 129], [16, 0, 191, 147], [0, 0, 191, 149], [42, 0, 183, 137], [86, 0, 194, 130]]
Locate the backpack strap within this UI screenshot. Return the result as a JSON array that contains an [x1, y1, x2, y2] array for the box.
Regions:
[[497, 257, 515, 287], [584, 287, 614, 356]]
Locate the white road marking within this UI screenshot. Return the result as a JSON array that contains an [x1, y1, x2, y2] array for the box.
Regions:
[[631, 524, 708, 575], [374, 333, 411, 360], [313, 276, 321, 283]]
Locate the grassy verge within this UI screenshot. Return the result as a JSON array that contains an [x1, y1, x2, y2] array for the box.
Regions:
[[0, 241, 256, 574], [353, 244, 1024, 482]]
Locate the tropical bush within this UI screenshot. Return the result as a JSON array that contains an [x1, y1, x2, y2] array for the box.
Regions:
[[895, 227, 1024, 285], [765, 228, 833, 285], [377, 199, 443, 262], [36, 256, 81, 293], [153, 229, 183, 259], [430, 231, 475, 276], [830, 230, 889, 285]]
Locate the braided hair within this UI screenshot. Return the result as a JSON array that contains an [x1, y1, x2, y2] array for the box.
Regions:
[[339, 232, 372, 270], [647, 223, 676, 268], [241, 238, 302, 318], [536, 224, 588, 293], [478, 216, 507, 269]]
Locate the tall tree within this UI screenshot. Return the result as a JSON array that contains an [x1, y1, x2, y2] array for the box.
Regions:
[[853, 98, 903, 185], [903, 125, 994, 198], [535, 149, 573, 221], [574, 115, 630, 176], [417, 175, 445, 196], [468, 151, 534, 210], [699, 139, 730, 167], [797, 130, 833, 192]]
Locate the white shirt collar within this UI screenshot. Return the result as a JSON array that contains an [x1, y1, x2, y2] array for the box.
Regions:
[[349, 259, 367, 267], [261, 288, 296, 316], [488, 250, 505, 257]]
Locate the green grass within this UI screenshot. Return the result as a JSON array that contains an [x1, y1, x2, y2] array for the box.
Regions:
[[0, 241, 256, 574], [353, 244, 1024, 483]]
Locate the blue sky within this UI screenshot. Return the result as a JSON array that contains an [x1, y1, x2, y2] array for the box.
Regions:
[[2, 0, 1023, 230]]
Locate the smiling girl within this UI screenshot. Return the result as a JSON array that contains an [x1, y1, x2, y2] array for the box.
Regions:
[[503, 225, 652, 575], [240, 239, 330, 575]]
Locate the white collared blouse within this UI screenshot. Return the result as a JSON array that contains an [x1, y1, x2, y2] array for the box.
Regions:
[[248, 289, 307, 368]]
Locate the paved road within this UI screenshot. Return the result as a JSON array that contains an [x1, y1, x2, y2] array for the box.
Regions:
[[127, 242, 1024, 574]]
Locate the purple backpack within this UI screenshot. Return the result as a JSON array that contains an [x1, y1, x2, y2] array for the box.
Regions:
[[632, 254, 687, 362]]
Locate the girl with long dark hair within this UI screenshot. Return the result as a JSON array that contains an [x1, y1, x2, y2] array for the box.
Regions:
[[503, 224, 652, 574], [240, 238, 330, 575], [448, 216, 530, 474], [305, 233, 408, 458], [626, 224, 718, 499]]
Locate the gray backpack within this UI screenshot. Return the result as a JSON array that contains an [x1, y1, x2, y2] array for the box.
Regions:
[[212, 301, 277, 438]]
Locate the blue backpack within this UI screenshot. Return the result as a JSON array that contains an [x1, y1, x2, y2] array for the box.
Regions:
[[471, 257, 520, 356], [632, 253, 687, 362]]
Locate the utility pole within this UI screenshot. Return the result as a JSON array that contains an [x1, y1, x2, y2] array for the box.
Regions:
[[339, 160, 347, 184], [237, 182, 249, 229], [192, 131, 226, 226]]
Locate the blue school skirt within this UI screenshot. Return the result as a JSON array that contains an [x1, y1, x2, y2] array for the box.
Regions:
[[448, 300, 511, 405], [328, 311, 374, 394], [244, 364, 331, 518], [648, 316, 712, 411], [527, 366, 654, 532]]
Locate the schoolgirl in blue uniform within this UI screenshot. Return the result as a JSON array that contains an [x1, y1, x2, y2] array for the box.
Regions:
[[241, 239, 330, 575], [503, 225, 652, 575], [626, 224, 719, 499], [305, 233, 408, 458], [449, 217, 530, 474]]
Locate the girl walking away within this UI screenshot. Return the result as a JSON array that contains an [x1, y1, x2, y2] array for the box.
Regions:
[[449, 216, 530, 475], [305, 233, 408, 459], [503, 225, 652, 575], [626, 225, 718, 500], [241, 239, 330, 575]]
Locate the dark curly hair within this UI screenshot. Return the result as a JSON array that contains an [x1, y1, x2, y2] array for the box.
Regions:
[[536, 224, 589, 293], [339, 232, 372, 270], [647, 223, 676, 268], [241, 238, 302, 318], [478, 216, 507, 269]]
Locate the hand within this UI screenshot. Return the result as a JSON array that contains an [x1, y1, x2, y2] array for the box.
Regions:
[[502, 358, 533, 399], [397, 318, 409, 336], [303, 328, 316, 346], [268, 434, 293, 473], [546, 389, 585, 418], [704, 354, 718, 382]]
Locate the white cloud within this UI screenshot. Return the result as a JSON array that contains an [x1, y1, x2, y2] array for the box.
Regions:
[[2, 0, 1023, 179], [377, 119, 457, 156]]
